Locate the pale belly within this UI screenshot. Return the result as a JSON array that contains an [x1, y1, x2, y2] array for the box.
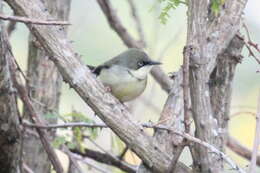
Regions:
[[110, 78, 147, 102], [98, 66, 148, 102]]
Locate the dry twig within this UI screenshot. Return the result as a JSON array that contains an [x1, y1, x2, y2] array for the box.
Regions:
[[126, 0, 145, 46], [0, 13, 69, 25]]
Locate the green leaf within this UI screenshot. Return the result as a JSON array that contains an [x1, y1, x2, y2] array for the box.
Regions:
[[157, 0, 185, 24], [52, 136, 67, 148]]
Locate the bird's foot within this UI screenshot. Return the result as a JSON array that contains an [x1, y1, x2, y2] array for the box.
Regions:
[[104, 85, 112, 92]]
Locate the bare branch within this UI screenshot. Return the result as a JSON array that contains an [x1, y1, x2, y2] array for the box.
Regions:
[[236, 33, 260, 64], [96, 0, 141, 48], [142, 124, 246, 173], [24, 121, 107, 129], [7, 20, 16, 36], [3, 34, 63, 173], [248, 90, 260, 173], [71, 148, 136, 173], [24, 121, 245, 172], [72, 153, 112, 173], [126, 0, 145, 46], [0, 13, 69, 25], [227, 135, 260, 166], [23, 163, 35, 173]]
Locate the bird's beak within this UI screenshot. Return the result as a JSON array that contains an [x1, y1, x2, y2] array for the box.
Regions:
[[147, 60, 162, 66]]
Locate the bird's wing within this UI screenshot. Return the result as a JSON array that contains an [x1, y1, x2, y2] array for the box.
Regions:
[[87, 64, 110, 76], [87, 54, 121, 75]]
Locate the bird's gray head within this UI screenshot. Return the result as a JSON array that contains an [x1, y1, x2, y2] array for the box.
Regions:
[[111, 48, 161, 80], [114, 48, 161, 70]]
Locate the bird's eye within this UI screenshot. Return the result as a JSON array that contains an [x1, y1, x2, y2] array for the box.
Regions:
[[138, 61, 144, 67]]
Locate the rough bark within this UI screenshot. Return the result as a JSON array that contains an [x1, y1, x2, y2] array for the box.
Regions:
[[4, 0, 174, 172], [209, 35, 244, 153], [186, 0, 247, 172], [23, 0, 71, 172], [0, 21, 21, 173], [137, 71, 191, 173]]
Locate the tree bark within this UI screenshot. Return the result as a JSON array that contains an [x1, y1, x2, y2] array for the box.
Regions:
[[187, 0, 247, 172], [4, 0, 174, 172], [23, 0, 71, 172], [0, 23, 21, 173]]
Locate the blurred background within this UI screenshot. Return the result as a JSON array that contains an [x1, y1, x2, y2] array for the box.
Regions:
[[3, 0, 260, 172]]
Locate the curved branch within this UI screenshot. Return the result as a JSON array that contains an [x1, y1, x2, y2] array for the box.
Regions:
[[71, 148, 137, 173]]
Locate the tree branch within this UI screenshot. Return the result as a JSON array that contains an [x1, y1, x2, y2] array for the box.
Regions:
[[227, 135, 260, 166], [187, 0, 247, 171], [71, 148, 137, 173], [0, 13, 69, 25], [126, 0, 145, 46], [0, 17, 21, 173], [4, 0, 173, 172], [3, 31, 63, 173]]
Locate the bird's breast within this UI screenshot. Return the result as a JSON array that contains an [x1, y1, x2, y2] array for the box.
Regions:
[[98, 66, 147, 102]]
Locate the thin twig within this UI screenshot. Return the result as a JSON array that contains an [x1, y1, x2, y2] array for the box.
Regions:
[[85, 136, 120, 162], [24, 121, 107, 129], [7, 20, 16, 36], [118, 146, 128, 160], [25, 120, 245, 172], [126, 0, 145, 46], [236, 33, 260, 64], [142, 124, 246, 173], [248, 90, 260, 173], [96, 0, 141, 48], [0, 13, 70, 25], [23, 163, 35, 173]]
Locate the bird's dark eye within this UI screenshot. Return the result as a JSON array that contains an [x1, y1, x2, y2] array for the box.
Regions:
[[137, 61, 144, 67]]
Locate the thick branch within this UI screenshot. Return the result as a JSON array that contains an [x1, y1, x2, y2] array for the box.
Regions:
[[4, 0, 173, 172], [0, 20, 21, 173], [187, 0, 247, 172], [23, 0, 71, 172]]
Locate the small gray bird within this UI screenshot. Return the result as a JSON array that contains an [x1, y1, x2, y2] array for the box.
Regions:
[[89, 48, 161, 102]]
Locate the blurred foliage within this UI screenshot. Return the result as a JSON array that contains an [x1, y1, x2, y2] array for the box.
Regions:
[[210, 0, 225, 16], [158, 0, 187, 24], [52, 111, 100, 151]]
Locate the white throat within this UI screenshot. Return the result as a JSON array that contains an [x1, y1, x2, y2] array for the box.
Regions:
[[128, 66, 153, 80]]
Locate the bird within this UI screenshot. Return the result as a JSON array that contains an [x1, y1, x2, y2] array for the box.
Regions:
[[88, 48, 161, 102]]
